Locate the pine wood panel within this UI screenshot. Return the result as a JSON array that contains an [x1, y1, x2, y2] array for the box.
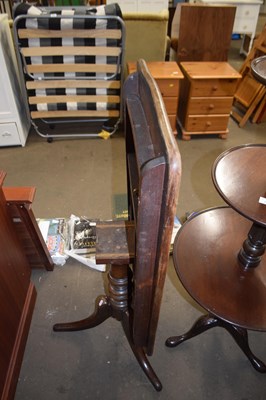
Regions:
[[26, 63, 117, 74], [180, 61, 241, 79], [190, 79, 239, 97], [188, 97, 233, 114], [28, 95, 120, 105], [21, 46, 121, 57], [167, 114, 177, 128], [127, 61, 184, 134], [163, 96, 178, 114], [185, 114, 229, 132], [18, 28, 122, 39], [26, 80, 120, 90], [234, 75, 263, 107], [127, 61, 183, 80], [156, 79, 180, 97], [30, 109, 119, 119], [173, 4, 236, 62]]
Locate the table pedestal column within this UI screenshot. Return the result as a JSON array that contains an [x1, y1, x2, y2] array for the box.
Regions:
[[238, 223, 266, 269]]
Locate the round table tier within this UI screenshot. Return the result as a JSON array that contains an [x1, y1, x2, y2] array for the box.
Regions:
[[174, 207, 266, 331], [212, 145, 266, 227]]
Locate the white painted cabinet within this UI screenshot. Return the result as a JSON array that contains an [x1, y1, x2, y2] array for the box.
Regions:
[[0, 14, 30, 147], [106, 0, 169, 13]]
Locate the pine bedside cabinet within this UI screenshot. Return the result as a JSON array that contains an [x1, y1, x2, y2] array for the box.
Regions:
[[178, 62, 241, 140], [127, 61, 184, 134]]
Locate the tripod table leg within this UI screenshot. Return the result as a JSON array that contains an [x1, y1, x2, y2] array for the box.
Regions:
[[166, 313, 266, 373], [53, 295, 112, 332]]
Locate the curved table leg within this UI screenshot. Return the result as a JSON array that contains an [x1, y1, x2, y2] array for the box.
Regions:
[[122, 310, 162, 392], [166, 314, 266, 373], [53, 295, 112, 332], [165, 314, 219, 347], [53, 262, 162, 391], [220, 321, 266, 373]]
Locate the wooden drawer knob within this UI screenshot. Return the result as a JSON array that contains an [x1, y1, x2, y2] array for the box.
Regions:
[[212, 86, 218, 91], [206, 121, 212, 127], [208, 104, 214, 110]]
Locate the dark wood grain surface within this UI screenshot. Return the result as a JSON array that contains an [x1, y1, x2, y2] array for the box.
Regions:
[[0, 172, 37, 399], [172, 4, 236, 62], [173, 206, 266, 331], [212, 144, 266, 226], [124, 60, 182, 354]]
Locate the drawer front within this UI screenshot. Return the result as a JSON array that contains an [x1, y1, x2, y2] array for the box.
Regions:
[[156, 79, 179, 97], [234, 18, 257, 33], [167, 114, 177, 132], [235, 4, 260, 21], [190, 79, 238, 97], [163, 97, 178, 114], [185, 115, 229, 132], [188, 97, 233, 115], [0, 123, 21, 146]]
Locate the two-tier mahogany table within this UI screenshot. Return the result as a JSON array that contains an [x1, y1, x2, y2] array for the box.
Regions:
[[166, 144, 266, 372]]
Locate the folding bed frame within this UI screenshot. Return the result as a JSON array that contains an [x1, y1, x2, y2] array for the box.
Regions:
[[13, 3, 125, 140]]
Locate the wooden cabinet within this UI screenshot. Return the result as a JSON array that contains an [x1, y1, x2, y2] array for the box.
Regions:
[[0, 15, 30, 147], [0, 172, 53, 399], [178, 62, 241, 140], [127, 61, 184, 134], [0, 172, 36, 400], [193, 0, 263, 55]]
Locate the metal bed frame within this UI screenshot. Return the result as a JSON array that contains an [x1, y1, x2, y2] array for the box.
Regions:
[[13, 4, 125, 140]]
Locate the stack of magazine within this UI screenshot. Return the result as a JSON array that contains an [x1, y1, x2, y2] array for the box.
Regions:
[[65, 215, 105, 272], [37, 215, 106, 271], [37, 218, 68, 266]]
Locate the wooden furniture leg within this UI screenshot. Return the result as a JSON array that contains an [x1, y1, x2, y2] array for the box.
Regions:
[[233, 86, 266, 128], [53, 295, 111, 331], [121, 310, 162, 391], [166, 314, 266, 373], [54, 262, 162, 391], [252, 93, 266, 123]]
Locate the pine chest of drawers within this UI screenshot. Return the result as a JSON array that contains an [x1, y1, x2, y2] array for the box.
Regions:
[[178, 62, 241, 140], [127, 61, 184, 134]]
